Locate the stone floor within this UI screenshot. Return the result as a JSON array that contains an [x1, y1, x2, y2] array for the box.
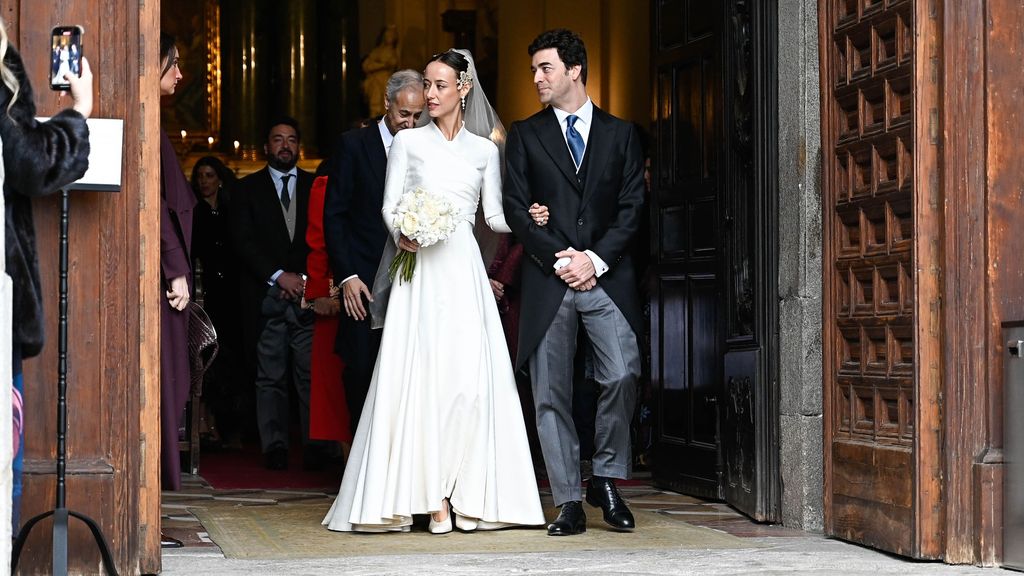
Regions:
[[160, 474, 1007, 575]]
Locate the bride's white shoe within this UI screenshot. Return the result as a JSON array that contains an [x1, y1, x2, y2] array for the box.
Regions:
[[454, 514, 478, 531], [453, 511, 513, 531], [428, 499, 453, 534]]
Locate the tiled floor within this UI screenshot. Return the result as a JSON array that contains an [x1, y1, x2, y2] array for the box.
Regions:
[[161, 471, 804, 553]]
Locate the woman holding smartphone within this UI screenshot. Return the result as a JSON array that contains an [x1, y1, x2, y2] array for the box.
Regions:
[[0, 17, 93, 533]]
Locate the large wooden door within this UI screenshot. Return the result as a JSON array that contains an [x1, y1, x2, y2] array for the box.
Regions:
[[819, 0, 943, 557], [650, 0, 779, 520], [4, 1, 163, 574]]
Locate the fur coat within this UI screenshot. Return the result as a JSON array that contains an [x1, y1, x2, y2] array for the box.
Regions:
[[2, 45, 90, 358]]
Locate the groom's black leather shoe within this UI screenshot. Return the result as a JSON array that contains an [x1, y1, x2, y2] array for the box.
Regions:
[[547, 501, 587, 536], [586, 476, 635, 531]]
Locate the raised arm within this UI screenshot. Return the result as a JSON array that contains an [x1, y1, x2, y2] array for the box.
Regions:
[[0, 48, 89, 197]]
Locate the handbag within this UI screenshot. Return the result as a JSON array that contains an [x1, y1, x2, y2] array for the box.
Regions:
[[187, 301, 219, 391]]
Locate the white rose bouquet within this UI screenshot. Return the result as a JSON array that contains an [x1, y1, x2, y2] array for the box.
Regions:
[[388, 187, 458, 283]]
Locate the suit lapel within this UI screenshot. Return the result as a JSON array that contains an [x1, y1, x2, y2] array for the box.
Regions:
[[532, 108, 583, 193], [580, 107, 614, 208], [361, 124, 387, 192]]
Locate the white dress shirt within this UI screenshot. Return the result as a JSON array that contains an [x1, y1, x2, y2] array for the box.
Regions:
[[378, 118, 395, 157], [549, 98, 610, 278]]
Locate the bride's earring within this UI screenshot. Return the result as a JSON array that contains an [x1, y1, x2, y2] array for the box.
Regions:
[[460, 95, 466, 111]]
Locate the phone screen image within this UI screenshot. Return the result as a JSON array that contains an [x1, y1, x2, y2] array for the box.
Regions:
[[50, 27, 83, 90]]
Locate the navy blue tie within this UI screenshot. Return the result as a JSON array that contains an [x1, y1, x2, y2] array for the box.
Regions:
[[279, 174, 292, 210], [566, 114, 585, 170]]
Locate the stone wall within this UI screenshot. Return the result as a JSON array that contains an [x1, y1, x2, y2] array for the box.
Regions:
[[776, 0, 824, 531]]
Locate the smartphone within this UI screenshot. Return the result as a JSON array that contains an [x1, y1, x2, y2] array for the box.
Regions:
[[49, 25, 84, 91]]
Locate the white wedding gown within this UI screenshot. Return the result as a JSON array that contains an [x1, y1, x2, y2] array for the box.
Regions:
[[322, 122, 545, 531]]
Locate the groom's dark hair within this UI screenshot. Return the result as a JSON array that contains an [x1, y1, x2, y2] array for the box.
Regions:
[[528, 29, 588, 85]]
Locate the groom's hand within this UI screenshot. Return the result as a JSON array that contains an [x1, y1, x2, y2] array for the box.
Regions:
[[342, 277, 373, 321], [573, 276, 597, 292], [555, 249, 596, 289]]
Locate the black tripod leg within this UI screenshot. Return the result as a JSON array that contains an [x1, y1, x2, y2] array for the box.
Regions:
[[70, 511, 120, 576], [53, 507, 69, 576], [11, 510, 56, 572]]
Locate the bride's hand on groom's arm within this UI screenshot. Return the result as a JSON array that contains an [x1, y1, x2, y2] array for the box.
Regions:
[[529, 203, 550, 226], [398, 234, 420, 253], [342, 277, 373, 321]]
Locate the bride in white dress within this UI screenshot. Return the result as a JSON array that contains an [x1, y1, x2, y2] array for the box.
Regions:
[[322, 49, 545, 533], [52, 45, 71, 85]]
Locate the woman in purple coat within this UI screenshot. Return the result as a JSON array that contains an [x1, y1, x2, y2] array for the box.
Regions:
[[158, 33, 195, 493]]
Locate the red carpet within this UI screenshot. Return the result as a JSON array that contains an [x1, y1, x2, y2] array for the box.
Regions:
[[199, 443, 344, 490]]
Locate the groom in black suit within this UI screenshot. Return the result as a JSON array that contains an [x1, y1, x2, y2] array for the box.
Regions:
[[323, 69, 425, 434], [504, 29, 645, 536]]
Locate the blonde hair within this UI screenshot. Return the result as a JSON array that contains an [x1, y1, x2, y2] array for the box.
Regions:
[[0, 18, 21, 115]]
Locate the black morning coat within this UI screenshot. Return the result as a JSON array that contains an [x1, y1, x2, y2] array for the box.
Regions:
[[503, 105, 645, 369]]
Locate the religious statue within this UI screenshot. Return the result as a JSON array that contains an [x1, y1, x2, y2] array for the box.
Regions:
[[362, 25, 399, 118]]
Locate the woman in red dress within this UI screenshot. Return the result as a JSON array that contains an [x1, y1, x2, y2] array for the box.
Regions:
[[306, 175, 352, 446]]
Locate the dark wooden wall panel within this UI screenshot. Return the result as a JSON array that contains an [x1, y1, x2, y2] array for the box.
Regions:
[[1, 0, 161, 573]]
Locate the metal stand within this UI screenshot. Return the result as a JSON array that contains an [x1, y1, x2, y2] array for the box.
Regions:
[[11, 189, 118, 575]]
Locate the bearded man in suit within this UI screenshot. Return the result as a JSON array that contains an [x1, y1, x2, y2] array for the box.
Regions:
[[323, 70, 425, 434], [231, 116, 317, 470], [504, 28, 645, 536]]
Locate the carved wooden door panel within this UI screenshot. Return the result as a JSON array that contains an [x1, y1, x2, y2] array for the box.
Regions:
[[820, 0, 943, 558], [718, 0, 780, 522], [650, 0, 724, 499]]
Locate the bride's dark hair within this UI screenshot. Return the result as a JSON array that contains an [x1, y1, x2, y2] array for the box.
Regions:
[[426, 50, 470, 76]]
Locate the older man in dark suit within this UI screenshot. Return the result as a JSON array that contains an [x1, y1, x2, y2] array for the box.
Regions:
[[504, 29, 645, 536], [323, 69, 425, 434], [231, 116, 317, 470]]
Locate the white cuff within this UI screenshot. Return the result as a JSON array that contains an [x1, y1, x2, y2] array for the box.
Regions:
[[486, 213, 511, 233], [340, 274, 359, 285], [584, 250, 609, 277], [268, 269, 284, 286]]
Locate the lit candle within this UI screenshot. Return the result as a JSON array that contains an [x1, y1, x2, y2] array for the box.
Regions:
[[208, 136, 214, 148], [180, 129, 187, 141], [233, 140, 240, 156]]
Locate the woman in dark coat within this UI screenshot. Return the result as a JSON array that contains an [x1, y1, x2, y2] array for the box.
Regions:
[[159, 33, 196, 492], [1, 19, 92, 532], [190, 156, 242, 448]]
